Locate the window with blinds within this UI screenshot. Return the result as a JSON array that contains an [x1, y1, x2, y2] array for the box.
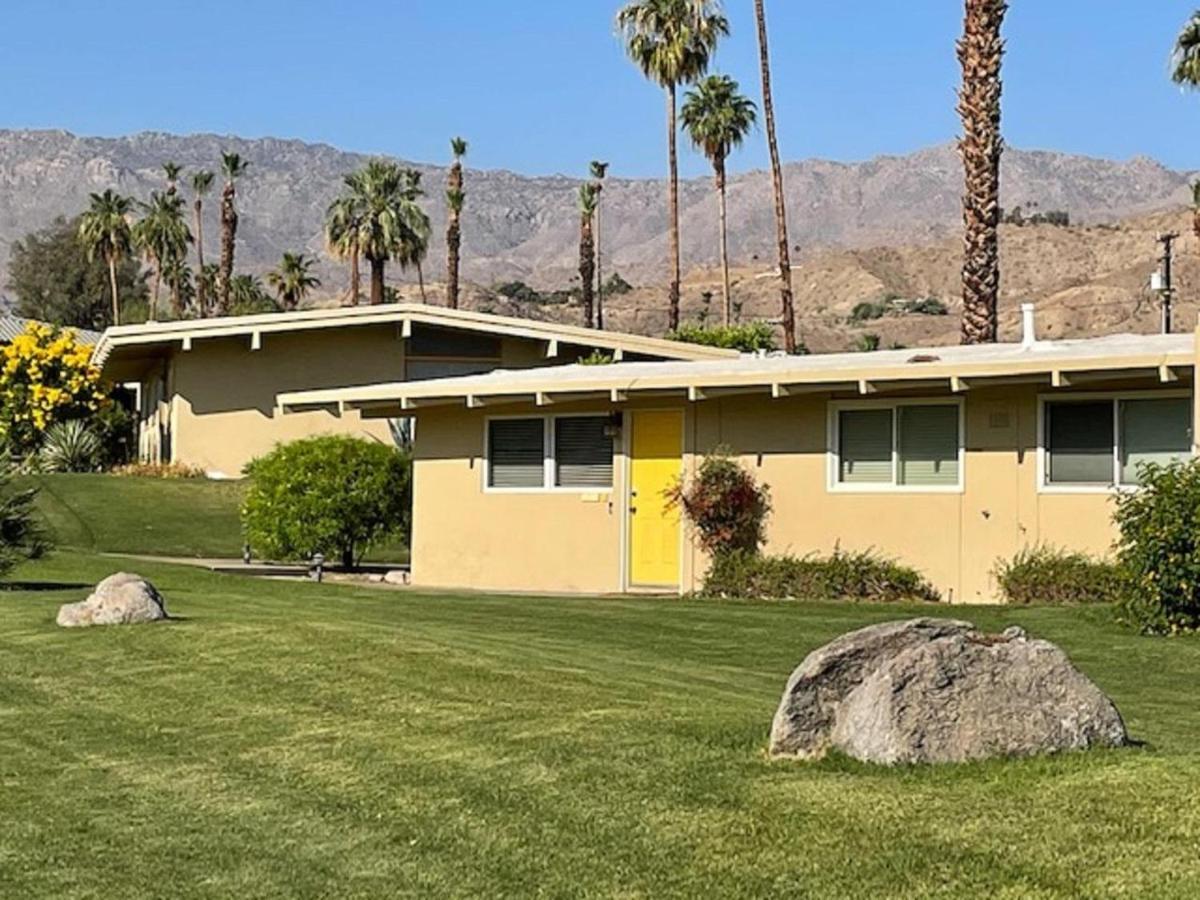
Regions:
[[1046, 401, 1113, 484], [487, 418, 545, 488], [838, 409, 893, 483], [898, 405, 960, 486], [1119, 398, 1191, 485], [835, 402, 961, 489], [554, 416, 613, 488]]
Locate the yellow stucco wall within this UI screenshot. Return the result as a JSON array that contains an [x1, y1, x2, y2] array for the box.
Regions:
[[410, 379, 1190, 602]]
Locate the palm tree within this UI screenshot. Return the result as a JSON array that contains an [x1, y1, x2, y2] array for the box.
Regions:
[[190, 170, 215, 315], [681, 75, 756, 325], [139, 192, 193, 318], [1171, 12, 1200, 242], [753, 0, 798, 352], [578, 183, 600, 328], [617, 0, 727, 331], [197, 263, 219, 313], [134, 192, 192, 320], [325, 194, 363, 305], [446, 137, 468, 309], [343, 160, 430, 305], [267, 252, 321, 311], [78, 189, 134, 326], [957, 0, 1008, 344], [218, 152, 249, 315], [590, 160, 610, 328], [160, 257, 195, 315], [163, 161, 183, 195]]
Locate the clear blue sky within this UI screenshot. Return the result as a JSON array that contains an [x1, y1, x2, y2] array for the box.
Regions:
[[2, 1, 1199, 178]]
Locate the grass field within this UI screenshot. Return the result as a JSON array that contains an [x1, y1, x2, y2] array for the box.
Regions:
[[3, 552, 1200, 898], [21, 473, 407, 563]]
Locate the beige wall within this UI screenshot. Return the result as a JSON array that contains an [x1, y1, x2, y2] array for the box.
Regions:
[[410, 378, 1191, 602]]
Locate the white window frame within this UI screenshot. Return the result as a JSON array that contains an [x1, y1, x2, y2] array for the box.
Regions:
[[827, 397, 965, 494], [1036, 389, 1193, 494], [482, 413, 615, 494]]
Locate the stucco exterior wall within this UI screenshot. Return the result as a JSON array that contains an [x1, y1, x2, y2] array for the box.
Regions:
[[410, 379, 1189, 602]]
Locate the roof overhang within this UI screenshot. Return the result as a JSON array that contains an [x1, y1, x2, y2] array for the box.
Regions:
[[277, 342, 1196, 417], [90, 303, 738, 370]]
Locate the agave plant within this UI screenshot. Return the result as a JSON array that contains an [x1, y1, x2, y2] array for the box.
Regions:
[[39, 420, 104, 473]]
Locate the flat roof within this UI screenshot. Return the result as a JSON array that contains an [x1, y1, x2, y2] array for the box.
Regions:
[[278, 331, 1196, 414], [91, 303, 738, 368]]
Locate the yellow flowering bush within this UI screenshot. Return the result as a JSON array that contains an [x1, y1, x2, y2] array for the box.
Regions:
[[0, 322, 109, 452]]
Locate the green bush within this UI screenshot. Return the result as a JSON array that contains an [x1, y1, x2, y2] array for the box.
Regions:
[[0, 459, 49, 577], [849, 301, 887, 322], [993, 546, 1123, 605], [668, 451, 771, 555], [242, 435, 411, 568], [701, 548, 939, 603], [1114, 460, 1200, 634], [668, 322, 779, 353], [38, 420, 103, 473]]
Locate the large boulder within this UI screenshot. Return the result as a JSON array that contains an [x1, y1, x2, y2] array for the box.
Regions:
[[770, 619, 1128, 764], [56, 573, 168, 628]]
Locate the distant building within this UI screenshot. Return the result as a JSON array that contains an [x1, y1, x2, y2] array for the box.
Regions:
[[0, 315, 101, 347]]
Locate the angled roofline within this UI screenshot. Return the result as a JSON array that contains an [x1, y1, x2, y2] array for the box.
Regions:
[[90, 303, 738, 367], [277, 331, 1197, 414]]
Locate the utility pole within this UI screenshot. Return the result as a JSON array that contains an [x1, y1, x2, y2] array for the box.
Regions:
[[1154, 231, 1179, 334]]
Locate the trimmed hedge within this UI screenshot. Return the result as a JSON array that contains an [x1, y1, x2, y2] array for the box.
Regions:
[[993, 546, 1122, 606], [700, 548, 940, 603]]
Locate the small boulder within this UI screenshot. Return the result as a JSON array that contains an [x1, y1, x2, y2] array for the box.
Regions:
[[56, 573, 168, 628], [770, 618, 1127, 764], [383, 569, 410, 586]]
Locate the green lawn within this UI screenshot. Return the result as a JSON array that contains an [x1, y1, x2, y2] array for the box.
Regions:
[[21, 473, 408, 563], [3, 552, 1200, 898]]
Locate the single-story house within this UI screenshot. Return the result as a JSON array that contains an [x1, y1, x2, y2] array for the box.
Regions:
[[91, 304, 735, 476], [279, 308, 1199, 603]]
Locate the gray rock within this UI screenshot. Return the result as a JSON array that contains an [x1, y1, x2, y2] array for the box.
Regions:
[[383, 569, 410, 586], [770, 618, 1128, 764], [56, 573, 168, 628]]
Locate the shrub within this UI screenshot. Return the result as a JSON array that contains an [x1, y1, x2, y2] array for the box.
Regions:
[[39, 420, 103, 473], [668, 322, 778, 353], [601, 272, 633, 297], [578, 350, 615, 366], [667, 451, 771, 556], [0, 322, 109, 453], [1114, 460, 1200, 634], [242, 435, 411, 568], [111, 462, 207, 479], [854, 333, 881, 352], [0, 458, 49, 578], [701, 548, 939, 603], [849, 301, 887, 322], [993, 546, 1122, 605]]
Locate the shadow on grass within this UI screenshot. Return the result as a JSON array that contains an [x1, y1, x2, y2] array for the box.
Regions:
[[0, 581, 90, 592]]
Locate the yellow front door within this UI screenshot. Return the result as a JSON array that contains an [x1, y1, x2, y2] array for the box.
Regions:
[[628, 410, 684, 588]]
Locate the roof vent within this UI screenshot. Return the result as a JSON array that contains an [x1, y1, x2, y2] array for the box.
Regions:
[[1021, 303, 1037, 348]]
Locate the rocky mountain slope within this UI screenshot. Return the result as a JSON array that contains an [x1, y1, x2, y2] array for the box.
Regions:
[[0, 129, 1194, 294]]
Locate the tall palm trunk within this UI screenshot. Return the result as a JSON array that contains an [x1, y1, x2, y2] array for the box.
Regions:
[[218, 182, 237, 315], [446, 162, 463, 309], [193, 199, 207, 317], [714, 157, 731, 325], [580, 211, 596, 328], [107, 255, 120, 326], [754, 0, 797, 352], [349, 238, 361, 306], [957, 0, 1007, 344], [666, 83, 682, 331], [416, 262, 427, 302], [170, 268, 183, 318], [368, 256, 385, 305], [150, 260, 162, 321]]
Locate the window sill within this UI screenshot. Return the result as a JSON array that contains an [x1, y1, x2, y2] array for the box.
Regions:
[[827, 484, 965, 495]]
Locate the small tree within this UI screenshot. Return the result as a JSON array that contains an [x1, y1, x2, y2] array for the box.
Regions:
[[1115, 460, 1200, 634], [242, 436, 411, 568], [668, 449, 771, 556], [0, 460, 49, 577], [0, 323, 109, 453]]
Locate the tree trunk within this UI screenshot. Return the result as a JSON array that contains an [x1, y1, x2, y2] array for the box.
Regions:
[[755, 0, 798, 353], [349, 240, 361, 306], [580, 212, 596, 329], [341, 546, 354, 570], [150, 261, 161, 321], [595, 192, 604, 330], [666, 84, 681, 331], [107, 254, 120, 326], [218, 182, 237, 316], [417, 261, 427, 303], [170, 268, 183, 318], [369, 256, 385, 305], [957, 0, 1007, 345], [446, 161, 462, 309], [194, 199, 206, 317], [715, 159, 731, 326]]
